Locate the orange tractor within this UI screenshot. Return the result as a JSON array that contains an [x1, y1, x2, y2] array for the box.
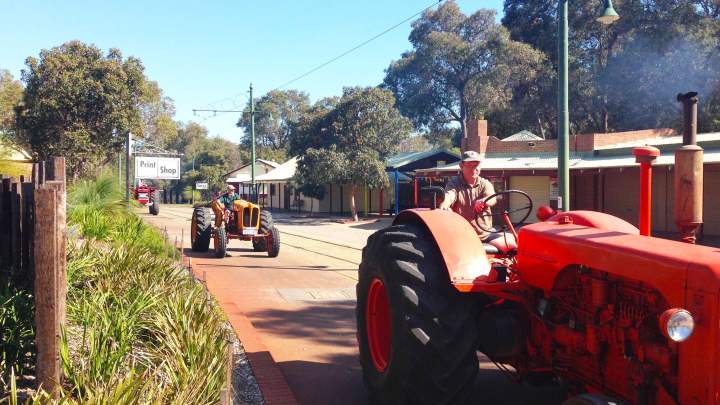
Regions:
[[357, 96, 716, 404], [190, 198, 280, 258]]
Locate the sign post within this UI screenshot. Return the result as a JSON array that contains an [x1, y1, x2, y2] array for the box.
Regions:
[[194, 182, 208, 206]]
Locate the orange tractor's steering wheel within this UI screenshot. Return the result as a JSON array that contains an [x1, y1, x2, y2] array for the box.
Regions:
[[474, 190, 533, 238]]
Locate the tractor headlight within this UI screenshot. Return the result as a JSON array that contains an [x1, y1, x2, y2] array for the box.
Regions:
[[659, 308, 695, 342]]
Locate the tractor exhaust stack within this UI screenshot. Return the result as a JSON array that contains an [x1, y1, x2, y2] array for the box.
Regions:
[[633, 146, 660, 236], [674, 92, 703, 244]]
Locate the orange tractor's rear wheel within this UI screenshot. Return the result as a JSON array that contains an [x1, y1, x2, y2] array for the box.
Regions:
[[357, 224, 485, 405]]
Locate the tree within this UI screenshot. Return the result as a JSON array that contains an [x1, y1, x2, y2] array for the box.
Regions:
[[139, 80, 177, 147], [383, 2, 545, 140], [237, 89, 311, 163], [0, 70, 23, 140], [169, 121, 243, 201], [293, 87, 412, 221], [14, 41, 147, 178], [501, 0, 713, 134]]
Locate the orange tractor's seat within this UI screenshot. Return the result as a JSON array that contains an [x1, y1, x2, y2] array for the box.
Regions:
[[483, 232, 517, 255]]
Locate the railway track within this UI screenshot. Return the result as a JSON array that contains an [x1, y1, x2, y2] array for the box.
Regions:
[[149, 206, 363, 266]]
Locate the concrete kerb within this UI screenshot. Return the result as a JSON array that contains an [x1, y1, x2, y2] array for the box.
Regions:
[[183, 255, 300, 405]]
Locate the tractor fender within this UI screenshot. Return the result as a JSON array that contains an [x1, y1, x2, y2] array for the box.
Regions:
[[393, 209, 491, 287]]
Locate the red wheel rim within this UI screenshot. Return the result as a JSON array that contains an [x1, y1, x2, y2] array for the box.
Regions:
[[366, 278, 392, 372]]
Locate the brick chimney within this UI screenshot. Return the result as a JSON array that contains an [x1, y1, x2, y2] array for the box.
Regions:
[[461, 119, 488, 155]]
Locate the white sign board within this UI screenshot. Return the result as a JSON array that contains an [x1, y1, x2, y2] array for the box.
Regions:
[[195, 182, 208, 190], [135, 157, 181, 180]]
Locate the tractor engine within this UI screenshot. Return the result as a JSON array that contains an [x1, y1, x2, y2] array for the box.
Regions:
[[522, 268, 677, 403]]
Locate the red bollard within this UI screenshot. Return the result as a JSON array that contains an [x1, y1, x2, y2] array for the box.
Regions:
[[633, 146, 660, 236]]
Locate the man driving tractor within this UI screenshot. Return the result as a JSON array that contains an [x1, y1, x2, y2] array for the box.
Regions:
[[213, 184, 242, 227], [439, 150, 516, 251]]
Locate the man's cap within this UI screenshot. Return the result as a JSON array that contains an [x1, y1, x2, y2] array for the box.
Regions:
[[461, 150, 482, 163], [226, 184, 236, 191]]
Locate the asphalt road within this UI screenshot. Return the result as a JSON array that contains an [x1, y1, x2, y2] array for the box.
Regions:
[[140, 205, 564, 405]]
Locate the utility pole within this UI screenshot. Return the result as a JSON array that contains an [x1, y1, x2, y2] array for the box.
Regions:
[[250, 83, 257, 203], [193, 83, 265, 203], [557, 0, 569, 212]]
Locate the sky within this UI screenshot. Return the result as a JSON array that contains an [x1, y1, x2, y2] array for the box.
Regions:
[[1, 0, 504, 144]]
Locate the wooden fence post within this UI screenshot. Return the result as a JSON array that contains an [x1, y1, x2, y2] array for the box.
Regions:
[[48, 157, 67, 327], [21, 182, 35, 287], [11, 181, 22, 275], [0, 178, 10, 271], [34, 186, 61, 396]]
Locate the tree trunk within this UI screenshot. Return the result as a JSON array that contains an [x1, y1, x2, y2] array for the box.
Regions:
[[350, 184, 359, 222]]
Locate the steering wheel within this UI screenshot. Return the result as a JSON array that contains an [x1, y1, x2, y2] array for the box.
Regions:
[[474, 189, 533, 233]]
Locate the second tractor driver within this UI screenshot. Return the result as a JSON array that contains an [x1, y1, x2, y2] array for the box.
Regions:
[[213, 184, 243, 227], [439, 150, 517, 251]]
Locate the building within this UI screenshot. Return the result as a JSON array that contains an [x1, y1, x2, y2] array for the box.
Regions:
[[224, 159, 279, 199], [415, 119, 720, 236], [252, 149, 459, 215]]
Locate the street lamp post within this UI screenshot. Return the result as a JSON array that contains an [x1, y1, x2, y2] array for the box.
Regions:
[[557, 0, 619, 211]]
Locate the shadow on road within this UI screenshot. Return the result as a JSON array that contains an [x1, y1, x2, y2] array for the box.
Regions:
[[246, 301, 564, 405]]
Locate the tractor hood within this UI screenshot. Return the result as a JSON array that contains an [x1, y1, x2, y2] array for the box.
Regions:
[[517, 219, 720, 306]]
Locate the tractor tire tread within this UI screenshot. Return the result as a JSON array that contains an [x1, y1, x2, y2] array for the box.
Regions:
[[357, 223, 484, 405], [191, 207, 212, 252]]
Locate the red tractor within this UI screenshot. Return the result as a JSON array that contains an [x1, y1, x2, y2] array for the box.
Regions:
[[133, 182, 159, 215], [357, 151, 716, 403]]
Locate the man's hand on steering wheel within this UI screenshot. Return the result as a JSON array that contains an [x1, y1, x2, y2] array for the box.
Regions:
[[472, 199, 487, 214], [474, 190, 533, 233]]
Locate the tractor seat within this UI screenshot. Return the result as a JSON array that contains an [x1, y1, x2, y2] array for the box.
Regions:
[[483, 231, 517, 255]]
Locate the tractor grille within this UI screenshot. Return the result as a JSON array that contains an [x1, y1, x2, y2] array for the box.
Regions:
[[242, 207, 259, 228]]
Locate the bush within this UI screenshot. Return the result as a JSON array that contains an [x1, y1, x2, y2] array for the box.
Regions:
[[0, 282, 35, 391], [1, 175, 231, 403], [61, 243, 229, 403]]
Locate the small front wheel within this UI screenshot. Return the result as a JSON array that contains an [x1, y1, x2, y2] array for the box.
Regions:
[[149, 197, 159, 215]]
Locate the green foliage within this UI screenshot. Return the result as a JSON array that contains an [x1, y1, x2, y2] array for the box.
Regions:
[[0, 282, 35, 390], [139, 80, 177, 147], [167, 122, 242, 199], [237, 89, 310, 161], [0, 70, 23, 139], [384, 3, 546, 140], [60, 242, 229, 403], [36, 175, 232, 403], [502, 0, 720, 134], [293, 87, 411, 220], [15, 41, 149, 178]]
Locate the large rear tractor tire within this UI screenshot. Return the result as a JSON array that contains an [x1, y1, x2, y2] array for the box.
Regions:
[[149, 196, 159, 215], [253, 211, 274, 252], [267, 225, 280, 258], [214, 227, 227, 258], [356, 223, 485, 405], [191, 208, 212, 252]]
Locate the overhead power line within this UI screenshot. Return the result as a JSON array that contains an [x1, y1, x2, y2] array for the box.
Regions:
[[272, 0, 445, 91], [193, 0, 444, 118]]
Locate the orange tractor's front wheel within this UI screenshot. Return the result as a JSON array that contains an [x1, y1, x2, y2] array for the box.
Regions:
[[356, 223, 485, 405]]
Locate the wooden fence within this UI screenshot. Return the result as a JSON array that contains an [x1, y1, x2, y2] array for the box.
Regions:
[[0, 157, 66, 396]]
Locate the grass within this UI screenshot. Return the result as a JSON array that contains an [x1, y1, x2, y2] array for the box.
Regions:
[[2, 173, 232, 404]]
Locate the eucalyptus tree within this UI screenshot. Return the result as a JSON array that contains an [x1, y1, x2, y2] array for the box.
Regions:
[[293, 87, 411, 221], [384, 2, 545, 141]]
